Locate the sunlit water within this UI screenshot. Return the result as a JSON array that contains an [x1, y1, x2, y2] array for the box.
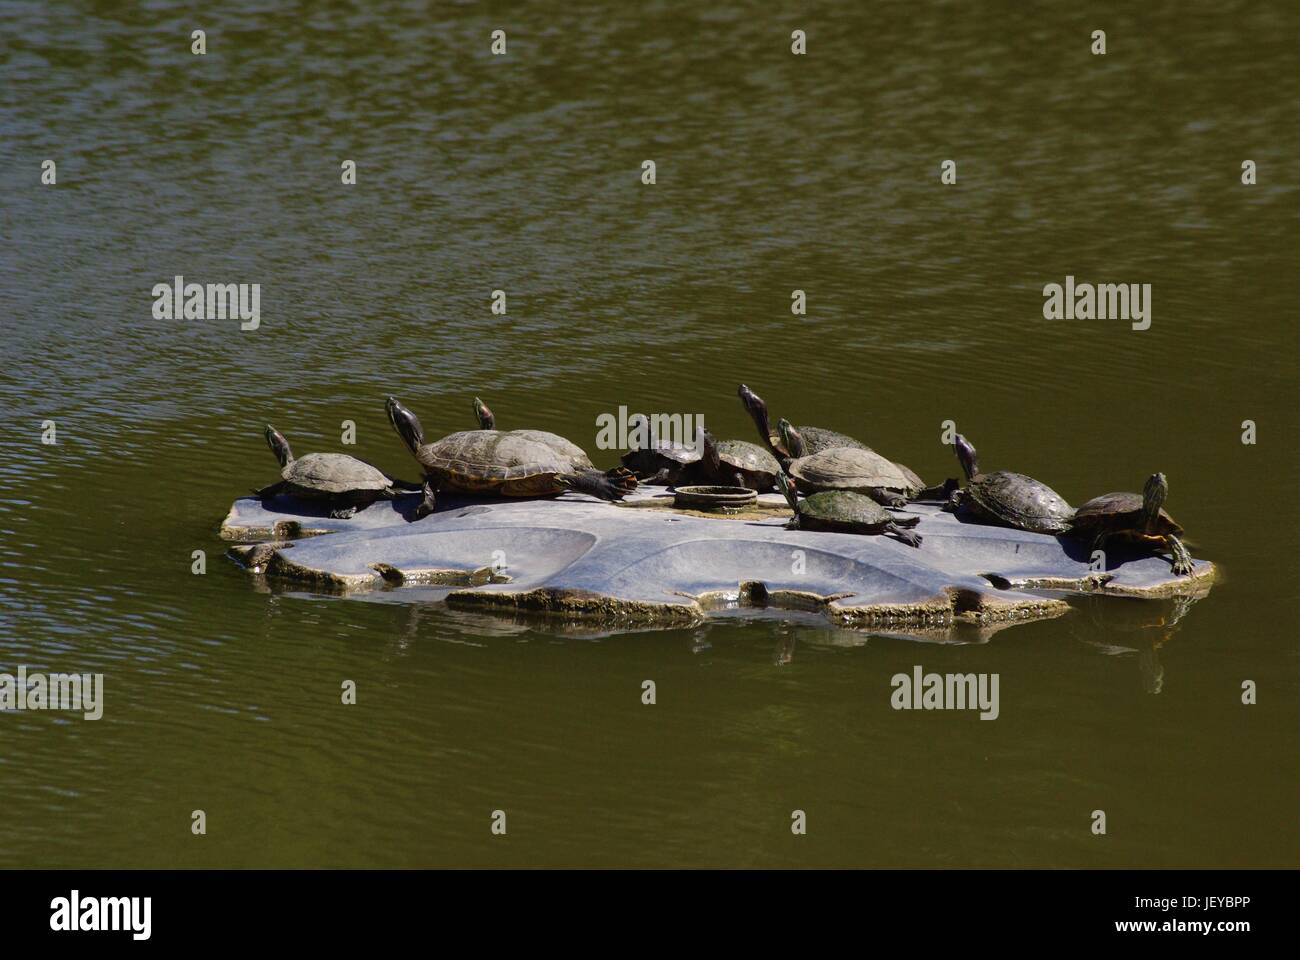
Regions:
[[0, 1, 1295, 866]]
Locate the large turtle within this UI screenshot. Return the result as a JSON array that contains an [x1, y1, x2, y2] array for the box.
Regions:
[[619, 414, 702, 485], [738, 383, 867, 458], [777, 473, 922, 546], [386, 397, 635, 517], [253, 425, 412, 519], [946, 434, 1074, 534], [1069, 472, 1194, 576], [681, 430, 781, 491], [471, 396, 595, 473]]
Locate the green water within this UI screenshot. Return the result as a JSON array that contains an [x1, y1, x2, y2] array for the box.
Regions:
[[0, 1, 1295, 867]]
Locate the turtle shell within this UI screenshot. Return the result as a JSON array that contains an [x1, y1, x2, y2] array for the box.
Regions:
[[620, 440, 701, 479], [1070, 492, 1182, 537], [797, 490, 894, 532], [420, 430, 571, 494], [963, 471, 1074, 534], [774, 425, 870, 458], [709, 440, 780, 486], [508, 429, 593, 471], [282, 453, 390, 494], [787, 447, 919, 496]]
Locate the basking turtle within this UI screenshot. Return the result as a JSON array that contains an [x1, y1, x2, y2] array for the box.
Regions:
[[619, 415, 702, 484], [738, 383, 867, 458], [946, 434, 1074, 534], [777, 473, 922, 546], [1069, 472, 1194, 576], [386, 396, 635, 517], [681, 430, 781, 491], [471, 396, 594, 473], [253, 425, 411, 519], [778, 419, 954, 501], [781, 422, 925, 506]]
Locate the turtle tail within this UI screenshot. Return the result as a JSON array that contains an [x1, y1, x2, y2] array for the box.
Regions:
[[563, 469, 634, 501]]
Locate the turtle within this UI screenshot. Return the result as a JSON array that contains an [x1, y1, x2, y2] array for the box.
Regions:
[[619, 414, 703, 485], [253, 425, 413, 519], [1068, 472, 1194, 576], [471, 396, 595, 473], [738, 383, 867, 459], [945, 434, 1074, 534], [779, 419, 954, 502], [680, 430, 781, 491], [776, 473, 922, 546], [781, 420, 927, 506], [386, 396, 635, 518]]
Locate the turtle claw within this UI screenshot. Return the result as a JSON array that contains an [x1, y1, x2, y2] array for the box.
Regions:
[[604, 466, 639, 493], [329, 506, 358, 520], [414, 480, 437, 519]]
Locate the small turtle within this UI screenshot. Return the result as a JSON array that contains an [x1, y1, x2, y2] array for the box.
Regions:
[[776, 473, 922, 546], [1069, 472, 1194, 576], [619, 414, 702, 485], [253, 425, 412, 519], [946, 434, 1074, 534], [386, 396, 635, 518], [682, 430, 781, 491], [472, 396, 595, 473], [738, 383, 867, 458]]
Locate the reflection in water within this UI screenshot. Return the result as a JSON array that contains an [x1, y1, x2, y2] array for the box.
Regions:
[[1072, 593, 1205, 694]]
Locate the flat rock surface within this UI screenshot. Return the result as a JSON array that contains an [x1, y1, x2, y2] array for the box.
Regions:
[[222, 488, 1216, 637]]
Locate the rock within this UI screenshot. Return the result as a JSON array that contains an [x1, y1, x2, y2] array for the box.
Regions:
[[222, 488, 1215, 638]]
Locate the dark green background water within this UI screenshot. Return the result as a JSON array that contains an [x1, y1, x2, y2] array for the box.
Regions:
[[1, 1, 1295, 866]]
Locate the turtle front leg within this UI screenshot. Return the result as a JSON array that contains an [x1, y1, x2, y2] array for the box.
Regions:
[[415, 479, 438, 519], [1165, 535, 1194, 576]]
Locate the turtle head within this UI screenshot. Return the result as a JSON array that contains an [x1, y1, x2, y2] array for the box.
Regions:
[[738, 383, 772, 444], [1141, 472, 1168, 526], [264, 425, 293, 467], [775, 472, 800, 513], [701, 429, 722, 474], [385, 396, 425, 457], [473, 396, 495, 431], [954, 434, 979, 482], [778, 419, 805, 459]]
